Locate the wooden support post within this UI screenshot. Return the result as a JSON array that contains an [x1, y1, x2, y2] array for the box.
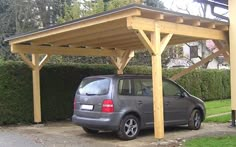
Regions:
[[110, 50, 134, 74], [151, 23, 164, 139], [229, 0, 236, 125], [32, 54, 42, 123], [232, 110, 236, 127], [171, 49, 225, 81]]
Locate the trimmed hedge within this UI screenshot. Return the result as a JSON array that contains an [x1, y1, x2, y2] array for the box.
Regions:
[[0, 61, 230, 124]]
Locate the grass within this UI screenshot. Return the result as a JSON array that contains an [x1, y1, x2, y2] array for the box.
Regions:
[[205, 114, 231, 123], [184, 135, 236, 147], [204, 99, 231, 123]]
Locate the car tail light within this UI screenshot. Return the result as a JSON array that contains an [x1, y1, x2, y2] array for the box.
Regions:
[[73, 98, 76, 110], [102, 99, 114, 113]]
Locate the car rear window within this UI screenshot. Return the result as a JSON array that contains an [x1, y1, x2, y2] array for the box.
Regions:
[[79, 78, 110, 95]]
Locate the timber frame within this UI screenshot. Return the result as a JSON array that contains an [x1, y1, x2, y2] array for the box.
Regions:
[[5, 4, 233, 139]]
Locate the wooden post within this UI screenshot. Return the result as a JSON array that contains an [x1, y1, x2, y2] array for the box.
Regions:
[[229, 0, 236, 125], [32, 54, 42, 123], [151, 23, 164, 139], [110, 50, 134, 75]]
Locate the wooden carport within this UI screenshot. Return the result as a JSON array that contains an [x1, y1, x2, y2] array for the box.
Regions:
[[5, 4, 233, 139]]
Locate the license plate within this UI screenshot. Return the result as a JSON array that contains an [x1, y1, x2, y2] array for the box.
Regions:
[[80, 104, 94, 111]]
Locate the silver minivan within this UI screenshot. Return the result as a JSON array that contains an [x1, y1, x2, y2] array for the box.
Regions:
[[72, 75, 205, 140]]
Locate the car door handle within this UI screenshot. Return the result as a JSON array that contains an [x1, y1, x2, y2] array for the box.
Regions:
[[137, 101, 143, 105]]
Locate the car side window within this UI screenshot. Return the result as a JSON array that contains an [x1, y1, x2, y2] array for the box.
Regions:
[[134, 79, 153, 96], [163, 80, 181, 97], [118, 79, 132, 95]]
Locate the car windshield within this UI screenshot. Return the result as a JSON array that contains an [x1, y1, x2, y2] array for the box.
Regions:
[[79, 78, 110, 95]]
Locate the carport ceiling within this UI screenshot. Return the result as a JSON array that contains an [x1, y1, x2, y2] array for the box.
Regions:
[[7, 4, 228, 56]]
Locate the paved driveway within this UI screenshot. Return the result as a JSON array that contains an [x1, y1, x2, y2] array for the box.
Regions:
[[0, 121, 236, 147]]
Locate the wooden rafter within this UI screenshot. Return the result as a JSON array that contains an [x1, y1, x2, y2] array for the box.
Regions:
[[128, 17, 227, 41], [12, 44, 124, 57], [170, 49, 226, 81]]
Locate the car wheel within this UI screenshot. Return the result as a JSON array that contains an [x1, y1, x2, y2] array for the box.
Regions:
[[117, 115, 140, 140], [82, 127, 99, 134], [188, 109, 202, 130]]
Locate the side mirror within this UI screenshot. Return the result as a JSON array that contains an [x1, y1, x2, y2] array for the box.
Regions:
[[177, 92, 186, 98]]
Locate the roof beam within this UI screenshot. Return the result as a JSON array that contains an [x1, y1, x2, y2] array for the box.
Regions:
[[127, 17, 228, 41], [11, 44, 123, 57], [10, 9, 141, 45]]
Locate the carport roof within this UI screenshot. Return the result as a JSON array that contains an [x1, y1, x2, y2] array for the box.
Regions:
[[6, 4, 229, 56]]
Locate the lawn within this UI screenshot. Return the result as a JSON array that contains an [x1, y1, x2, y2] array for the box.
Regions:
[[184, 135, 236, 147], [204, 99, 231, 123]]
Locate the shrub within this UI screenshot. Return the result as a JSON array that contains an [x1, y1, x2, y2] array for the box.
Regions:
[[0, 61, 231, 124]]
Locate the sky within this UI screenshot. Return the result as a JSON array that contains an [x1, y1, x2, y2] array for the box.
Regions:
[[162, 0, 228, 20]]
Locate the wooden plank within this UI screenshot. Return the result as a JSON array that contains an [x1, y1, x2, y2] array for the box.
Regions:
[[18, 53, 35, 69], [105, 41, 143, 50], [12, 44, 120, 57], [96, 37, 139, 47], [53, 27, 129, 46], [169, 37, 202, 45], [203, 22, 216, 29], [160, 33, 173, 53], [32, 54, 42, 123], [165, 16, 184, 23], [176, 16, 184, 23], [128, 17, 227, 41], [155, 13, 164, 20], [87, 33, 137, 46], [33, 19, 127, 45], [170, 49, 225, 81], [135, 29, 155, 55], [151, 22, 164, 139], [39, 54, 51, 70], [10, 9, 141, 45], [229, 0, 236, 110], [216, 25, 229, 31]]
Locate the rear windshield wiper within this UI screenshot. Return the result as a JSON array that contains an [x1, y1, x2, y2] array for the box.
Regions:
[[86, 93, 97, 96]]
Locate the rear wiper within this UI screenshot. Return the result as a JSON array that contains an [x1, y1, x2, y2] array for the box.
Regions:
[[86, 93, 97, 96]]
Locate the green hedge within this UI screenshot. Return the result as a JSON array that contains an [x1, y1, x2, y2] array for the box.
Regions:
[[0, 61, 230, 124]]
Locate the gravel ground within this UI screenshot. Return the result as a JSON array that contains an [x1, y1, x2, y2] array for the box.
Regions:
[[0, 122, 236, 147]]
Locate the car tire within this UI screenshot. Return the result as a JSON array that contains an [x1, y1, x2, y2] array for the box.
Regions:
[[117, 115, 140, 140], [188, 109, 202, 130], [82, 127, 99, 134]]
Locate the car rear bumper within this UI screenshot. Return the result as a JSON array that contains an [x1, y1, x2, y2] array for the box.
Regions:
[[72, 113, 122, 131]]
